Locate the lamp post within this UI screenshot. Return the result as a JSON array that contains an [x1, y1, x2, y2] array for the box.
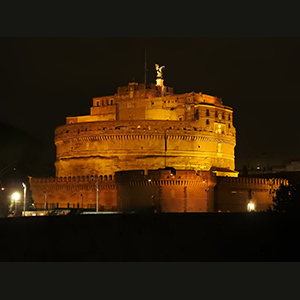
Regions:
[[91, 175, 99, 213], [95, 177, 99, 213], [81, 194, 84, 208], [44, 191, 47, 210], [22, 182, 26, 217]]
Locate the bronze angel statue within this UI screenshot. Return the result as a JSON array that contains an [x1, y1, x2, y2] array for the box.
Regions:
[[155, 64, 165, 78]]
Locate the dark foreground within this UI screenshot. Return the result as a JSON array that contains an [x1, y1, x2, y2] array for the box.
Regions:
[[0, 212, 299, 262]]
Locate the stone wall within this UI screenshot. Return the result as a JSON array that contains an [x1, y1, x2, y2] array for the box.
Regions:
[[29, 175, 117, 211], [214, 177, 288, 212]]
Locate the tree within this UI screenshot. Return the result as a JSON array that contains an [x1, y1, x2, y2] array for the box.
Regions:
[[270, 181, 300, 213]]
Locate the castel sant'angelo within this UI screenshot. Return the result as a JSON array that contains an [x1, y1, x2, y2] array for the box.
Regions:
[[29, 65, 288, 213]]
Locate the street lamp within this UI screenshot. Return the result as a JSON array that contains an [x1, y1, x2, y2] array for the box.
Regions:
[[95, 177, 99, 213], [44, 191, 47, 210], [91, 175, 99, 213], [247, 201, 255, 212], [22, 182, 26, 217], [81, 194, 84, 208], [11, 192, 21, 217]]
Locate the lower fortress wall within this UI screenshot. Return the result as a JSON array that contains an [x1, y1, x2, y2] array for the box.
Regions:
[[29, 171, 288, 213], [215, 177, 288, 212]]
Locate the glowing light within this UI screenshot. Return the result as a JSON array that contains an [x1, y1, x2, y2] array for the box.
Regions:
[[11, 192, 21, 201], [247, 202, 255, 212]]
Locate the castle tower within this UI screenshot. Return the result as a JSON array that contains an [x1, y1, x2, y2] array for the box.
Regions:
[[54, 66, 237, 178], [29, 66, 242, 213]]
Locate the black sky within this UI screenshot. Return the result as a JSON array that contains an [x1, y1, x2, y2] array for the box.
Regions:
[[1, 37, 300, 170]]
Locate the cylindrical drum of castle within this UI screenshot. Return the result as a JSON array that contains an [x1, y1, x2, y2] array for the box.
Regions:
[[54, 82, 237, 178]]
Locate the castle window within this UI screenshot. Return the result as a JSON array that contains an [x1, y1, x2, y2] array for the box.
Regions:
[[222, 112, 225, 119], [228, 124, 231, 129], [228, 114, 231, 121], [206, 119, 210, 125], [206, 109, 209, 116], [215, 111, 218, 118], [96, 101, 99, 107], [110, 99, 114, 105]]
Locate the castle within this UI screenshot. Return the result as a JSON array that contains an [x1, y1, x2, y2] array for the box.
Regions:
[[29, 65, 287, 213]]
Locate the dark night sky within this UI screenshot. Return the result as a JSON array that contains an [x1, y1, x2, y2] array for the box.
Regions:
[[1, 37, 300, 171]]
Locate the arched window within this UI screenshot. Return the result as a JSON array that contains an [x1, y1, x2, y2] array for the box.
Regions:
[[206, 119, 210, 125]]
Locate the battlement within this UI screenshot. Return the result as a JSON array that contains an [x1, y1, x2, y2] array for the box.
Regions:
[[56, 120, 236, 139], [115, 169, 217, 187], [29, 174, 115, 184], [216, 176, 288, 187]]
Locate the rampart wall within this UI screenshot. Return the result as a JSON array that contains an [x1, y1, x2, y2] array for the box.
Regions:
[[214, 177, 288, 212], [29, 172, 288, 213]]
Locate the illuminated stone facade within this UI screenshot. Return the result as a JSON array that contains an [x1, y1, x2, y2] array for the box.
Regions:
[[54, 82, 237, 178], [29, 75, 288, 213]]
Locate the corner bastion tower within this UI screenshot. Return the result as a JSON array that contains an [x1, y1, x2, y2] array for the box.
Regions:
[[30, 65, 286, 213]]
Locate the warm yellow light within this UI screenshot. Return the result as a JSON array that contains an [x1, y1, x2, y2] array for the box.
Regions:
[[11, 192, 21, 201], [247, 202, 255, 212]]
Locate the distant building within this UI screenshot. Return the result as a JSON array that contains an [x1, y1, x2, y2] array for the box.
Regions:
[[29, 67, 287, 213]]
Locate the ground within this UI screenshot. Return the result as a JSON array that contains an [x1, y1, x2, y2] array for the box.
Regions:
[[0, 212, 298, 262]]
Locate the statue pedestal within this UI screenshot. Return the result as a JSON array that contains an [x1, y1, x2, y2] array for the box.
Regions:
[[156, 78, 164, 87]]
